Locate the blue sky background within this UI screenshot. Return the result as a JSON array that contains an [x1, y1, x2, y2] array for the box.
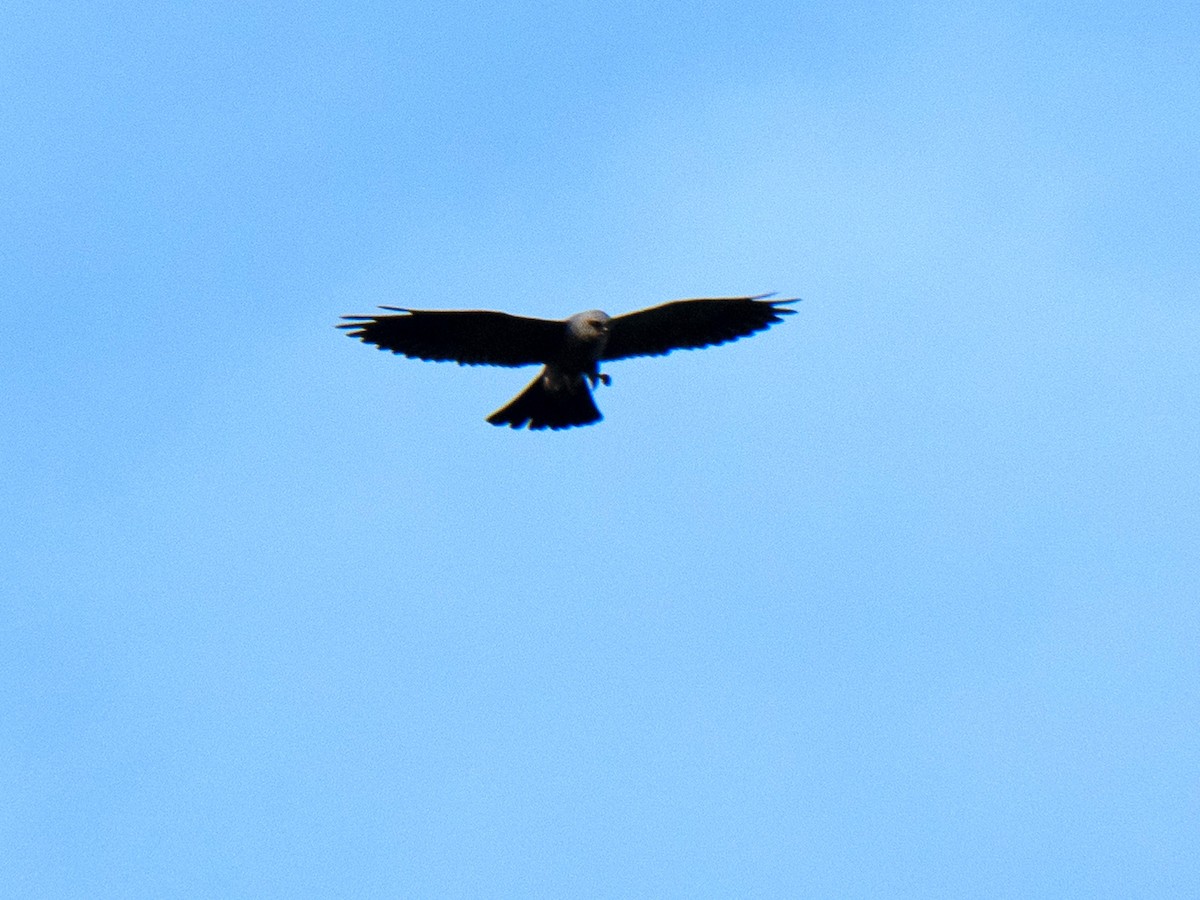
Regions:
[[4, 2, 1198, 896]]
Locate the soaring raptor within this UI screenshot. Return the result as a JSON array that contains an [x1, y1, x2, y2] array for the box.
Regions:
[[338, 293, 798, 430]]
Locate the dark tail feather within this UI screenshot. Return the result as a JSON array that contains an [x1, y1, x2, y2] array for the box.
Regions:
[[487, 371, 602, 430]]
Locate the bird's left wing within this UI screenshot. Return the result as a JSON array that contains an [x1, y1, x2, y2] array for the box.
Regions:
[[338, 307, 564, 367], [601, 294, 798, 361]]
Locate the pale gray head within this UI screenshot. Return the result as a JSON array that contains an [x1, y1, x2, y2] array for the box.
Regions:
[[566, 310, 611, 344]]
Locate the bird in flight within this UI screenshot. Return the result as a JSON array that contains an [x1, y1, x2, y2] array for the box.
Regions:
[[338, 293, 798, 430]]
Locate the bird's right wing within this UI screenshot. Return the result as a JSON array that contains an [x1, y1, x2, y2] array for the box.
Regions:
[[337, 307, 564, 367]]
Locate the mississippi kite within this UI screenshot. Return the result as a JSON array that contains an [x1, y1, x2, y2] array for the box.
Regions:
[[338, 293, 798, 430]]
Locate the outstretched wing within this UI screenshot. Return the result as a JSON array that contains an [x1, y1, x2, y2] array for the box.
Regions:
[[337, 307, 564, 367], [602, 294, 798, 361]]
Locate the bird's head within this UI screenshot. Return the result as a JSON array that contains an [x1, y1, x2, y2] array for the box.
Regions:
[[567, 310, 611, 341]]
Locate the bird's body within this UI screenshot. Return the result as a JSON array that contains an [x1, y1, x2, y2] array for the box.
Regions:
[[487, 310, 612, 429], [338, 294, 797, 429]]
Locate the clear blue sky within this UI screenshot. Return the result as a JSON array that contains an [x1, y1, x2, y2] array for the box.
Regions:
[[4, 2, 1198, 896]]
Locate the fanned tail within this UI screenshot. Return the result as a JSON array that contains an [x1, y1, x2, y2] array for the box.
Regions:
[[487, 370, 602, 430]]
